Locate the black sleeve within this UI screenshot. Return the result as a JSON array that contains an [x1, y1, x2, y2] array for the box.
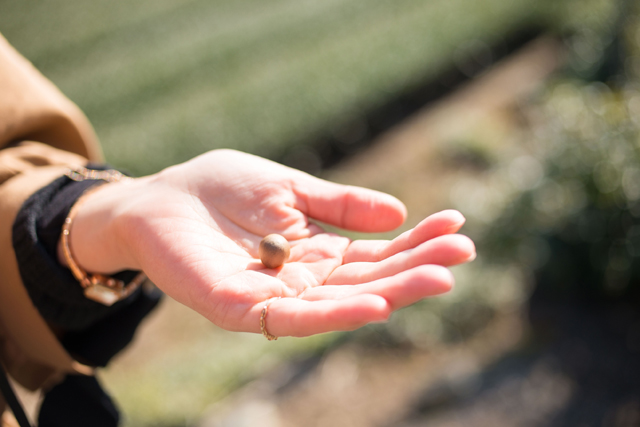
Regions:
[[12, 165, 162, 366]]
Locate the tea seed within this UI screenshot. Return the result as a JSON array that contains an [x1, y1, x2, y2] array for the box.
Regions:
[[259, 234, 290, 269]]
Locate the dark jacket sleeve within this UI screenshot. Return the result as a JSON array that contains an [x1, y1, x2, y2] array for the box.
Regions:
[[12, 166, 162, 367]]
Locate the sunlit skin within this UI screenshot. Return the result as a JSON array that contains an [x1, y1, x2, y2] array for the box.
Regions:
[[58, 149, 476, 338]]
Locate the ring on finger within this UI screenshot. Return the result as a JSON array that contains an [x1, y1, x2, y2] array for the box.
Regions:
[[260, 297, 281, 341]]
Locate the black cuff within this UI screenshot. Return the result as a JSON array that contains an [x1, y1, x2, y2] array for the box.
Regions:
[[39, 374, 120, 427], [12, 165, 149, 331]]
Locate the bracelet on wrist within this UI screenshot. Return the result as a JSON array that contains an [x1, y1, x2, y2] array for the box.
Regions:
[[60, 167, 146, 306]]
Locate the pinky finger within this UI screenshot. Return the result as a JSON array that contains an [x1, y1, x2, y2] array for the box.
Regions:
[[249, 294, 391, 338]]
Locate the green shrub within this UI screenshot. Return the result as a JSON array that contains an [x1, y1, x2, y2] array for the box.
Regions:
[[475, 80, 640, 302]]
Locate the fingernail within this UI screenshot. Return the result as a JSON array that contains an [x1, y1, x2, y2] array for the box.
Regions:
[[445, 212, 466, 233]]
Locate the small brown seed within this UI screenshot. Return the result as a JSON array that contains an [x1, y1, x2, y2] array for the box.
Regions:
[[259, 234, 290, 269]]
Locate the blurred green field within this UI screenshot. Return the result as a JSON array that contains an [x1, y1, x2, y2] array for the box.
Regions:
[[0, 0, 547, 176]]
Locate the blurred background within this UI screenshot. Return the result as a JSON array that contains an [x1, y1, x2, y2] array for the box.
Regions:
[[2, 0, 640, 425]]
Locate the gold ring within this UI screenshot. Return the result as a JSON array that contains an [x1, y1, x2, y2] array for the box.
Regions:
[[260, 297, 281, 341]]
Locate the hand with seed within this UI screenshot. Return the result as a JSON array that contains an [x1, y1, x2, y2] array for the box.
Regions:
[[67, 149, 476, 338]]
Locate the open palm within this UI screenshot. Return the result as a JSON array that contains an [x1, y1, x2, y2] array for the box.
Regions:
[[85, 150, 475, 338]]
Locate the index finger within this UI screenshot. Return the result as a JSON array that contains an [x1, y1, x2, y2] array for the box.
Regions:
[[293, 176, 407, 233]]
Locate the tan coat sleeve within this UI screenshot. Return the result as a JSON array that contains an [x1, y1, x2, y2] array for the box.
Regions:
[[0, 32, 99, 391], [0, 33, 102, 161]]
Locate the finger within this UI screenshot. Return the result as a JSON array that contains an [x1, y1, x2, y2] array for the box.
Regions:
[[302, 264, 454, 311], [293, 177, 407, 232], [247, 294, 392, 337], [343, 209, 467, 263], [327, 234, 475, 286]]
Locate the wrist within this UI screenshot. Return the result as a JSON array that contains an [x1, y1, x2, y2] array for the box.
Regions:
[[56, 178, 142, 274]]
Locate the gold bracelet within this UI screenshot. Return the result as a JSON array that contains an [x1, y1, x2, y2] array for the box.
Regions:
[[65, 166, 127, 183], [260, 297, 281, 341], [61, 167, 146, 306]]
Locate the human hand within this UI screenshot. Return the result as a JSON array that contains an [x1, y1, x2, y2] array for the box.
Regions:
[[63, 150, 475, 337]]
